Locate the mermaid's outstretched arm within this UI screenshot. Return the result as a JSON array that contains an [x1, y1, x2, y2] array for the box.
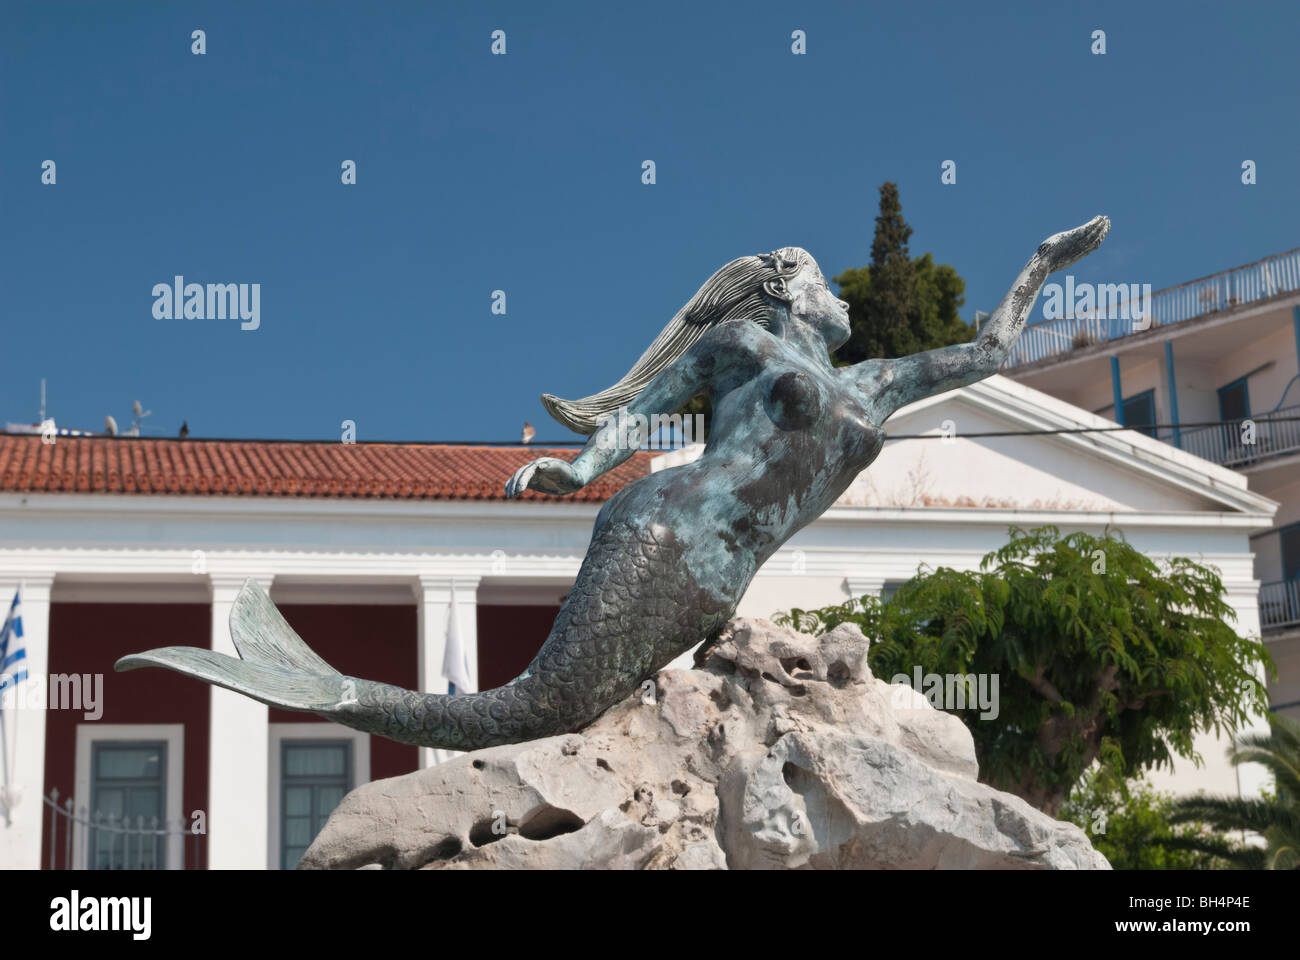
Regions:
[[863, 215, 1110, 420], [508, 320, 747, 498]]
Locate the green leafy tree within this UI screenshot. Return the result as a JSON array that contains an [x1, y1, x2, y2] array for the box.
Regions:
[[1060, 767, 1238, 869], [776, 525, 1274, 816], [1164, 713, 1300, 869], [833, 182, 973, 364]]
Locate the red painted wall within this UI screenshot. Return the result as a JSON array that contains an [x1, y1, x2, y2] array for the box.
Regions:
[[476, 605, 561, 690], [271, 605, 419, 783], [39, 599, 555, 868], [42, 603, 210, 869]]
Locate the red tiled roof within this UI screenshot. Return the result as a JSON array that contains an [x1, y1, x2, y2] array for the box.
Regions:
[[0, 435, 653, 502]]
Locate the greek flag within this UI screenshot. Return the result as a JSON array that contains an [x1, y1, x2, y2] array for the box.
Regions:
[[0, 590, 26, 708]]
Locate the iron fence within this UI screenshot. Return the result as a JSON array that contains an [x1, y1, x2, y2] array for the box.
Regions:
[[43, 788, 205, 869]]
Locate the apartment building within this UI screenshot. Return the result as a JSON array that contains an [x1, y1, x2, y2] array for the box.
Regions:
[[1001, 247, 1300, 722]]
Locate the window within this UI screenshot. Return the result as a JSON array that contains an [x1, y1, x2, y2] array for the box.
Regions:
[[280, 740, 352, 869], [1121, 390, 1157, 438], [1282, 524, 1300, 582], [1218, 377, 1251, 422], [881, 581, 907, 602], [269, 723, 369, 869], [89, 741, 167, 869], [74, 724, 184, 870]]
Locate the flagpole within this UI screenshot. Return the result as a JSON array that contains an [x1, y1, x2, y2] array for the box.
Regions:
[[0, 705, 9, 827], [0, 582, 21, 827], [12, 580, 20, 775], [0, 582, 10, 826], [11, 580, 20, 781]]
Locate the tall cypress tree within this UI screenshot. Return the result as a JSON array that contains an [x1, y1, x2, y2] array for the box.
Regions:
[[834, 182, 972, 364], [870, 180, 913, 267]]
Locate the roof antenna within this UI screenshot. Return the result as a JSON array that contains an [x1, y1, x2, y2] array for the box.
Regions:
[[104, 400, 157, 438], [130, 400, 153, 437]]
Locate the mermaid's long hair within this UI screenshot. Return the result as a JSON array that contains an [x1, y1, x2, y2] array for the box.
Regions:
[[542, 247, 810, 434]]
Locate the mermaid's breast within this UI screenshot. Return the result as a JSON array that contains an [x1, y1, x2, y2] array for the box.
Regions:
[[828, 393, 884, 466], [765, 371, 823, 431], [763, 369, 883, 465]]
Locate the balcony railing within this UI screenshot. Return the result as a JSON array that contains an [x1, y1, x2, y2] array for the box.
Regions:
[[1154, 405, 1300, 467], [1260, 579, 1300, 632], [1003, 247, 1300, 369]]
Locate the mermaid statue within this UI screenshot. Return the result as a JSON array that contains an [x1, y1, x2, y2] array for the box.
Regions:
[[116, 216, 1110, 750]]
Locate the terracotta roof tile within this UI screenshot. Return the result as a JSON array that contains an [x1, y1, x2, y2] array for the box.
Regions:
[[0, 435, 652, 502]]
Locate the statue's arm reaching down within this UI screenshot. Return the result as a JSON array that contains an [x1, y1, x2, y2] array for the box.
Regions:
[[862, 215, 1110, 421], [506, 322, 746, 498]]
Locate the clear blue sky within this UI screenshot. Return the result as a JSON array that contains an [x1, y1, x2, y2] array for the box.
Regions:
[[2, 1, 1296, 442]]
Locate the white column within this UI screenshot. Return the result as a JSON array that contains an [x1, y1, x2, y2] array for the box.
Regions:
[[1231, 584, 1272, 800], [207, 575, 271, 869], [414, 575, 480, 768], [0, 576, 53, 869]]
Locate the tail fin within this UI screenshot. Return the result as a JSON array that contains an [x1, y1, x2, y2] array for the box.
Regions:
[[115, 579, 346, 713], [228, 578, 339, 675]]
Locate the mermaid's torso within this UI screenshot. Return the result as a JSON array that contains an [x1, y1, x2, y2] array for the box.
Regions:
[[595, 339, 885, 596]]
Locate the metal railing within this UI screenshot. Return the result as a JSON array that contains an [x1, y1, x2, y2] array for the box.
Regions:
[[1004, 247, 1300, 368], [43, 788, 205, 869], [1260, 579, 1300, 631], [1155, 405, 1300, 467]]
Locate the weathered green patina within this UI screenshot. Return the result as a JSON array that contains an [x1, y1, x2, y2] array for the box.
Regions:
[[116, 217, 1109, 749]]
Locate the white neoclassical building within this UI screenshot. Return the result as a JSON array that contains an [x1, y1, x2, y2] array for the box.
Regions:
[[0, 375, 1276, 869]]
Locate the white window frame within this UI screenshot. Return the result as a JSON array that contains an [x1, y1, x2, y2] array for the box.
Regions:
[[268, 722, 369, 870], [74, 723, 185, 870]]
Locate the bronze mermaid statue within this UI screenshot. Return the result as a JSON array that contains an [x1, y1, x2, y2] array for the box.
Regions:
[[116, 216, 1110, 750]]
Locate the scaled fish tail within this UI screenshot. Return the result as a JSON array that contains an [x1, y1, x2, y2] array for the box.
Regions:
[[114, 579, 350, 714]]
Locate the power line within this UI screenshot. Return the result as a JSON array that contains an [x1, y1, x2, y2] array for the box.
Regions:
[[6, 416, 1298, 447], [529, 415, 1300, 444], [883, 415, 1300, 440]]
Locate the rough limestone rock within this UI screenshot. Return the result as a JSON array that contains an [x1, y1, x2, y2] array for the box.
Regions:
[[299, 618, 1109, 870]]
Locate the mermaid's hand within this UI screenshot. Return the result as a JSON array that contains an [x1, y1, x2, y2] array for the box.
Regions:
[[1035, 215, 1110, 274], [505, 457, 582, 498]]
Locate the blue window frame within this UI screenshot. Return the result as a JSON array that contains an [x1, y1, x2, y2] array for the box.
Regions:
[[89, 741, 167, 869], [1218, 377, 1252, 422], [281, 740, 352, 869], [1121, 389, 1157, 438]]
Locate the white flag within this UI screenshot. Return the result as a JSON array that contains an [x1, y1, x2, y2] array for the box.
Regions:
[[442, 583, 474, 694]]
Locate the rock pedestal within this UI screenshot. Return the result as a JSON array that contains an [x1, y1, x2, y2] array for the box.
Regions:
[[299, 618, 1108, 870]]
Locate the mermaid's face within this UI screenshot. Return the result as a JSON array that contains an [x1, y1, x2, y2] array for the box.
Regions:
[[784, 259, 851, 351]]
